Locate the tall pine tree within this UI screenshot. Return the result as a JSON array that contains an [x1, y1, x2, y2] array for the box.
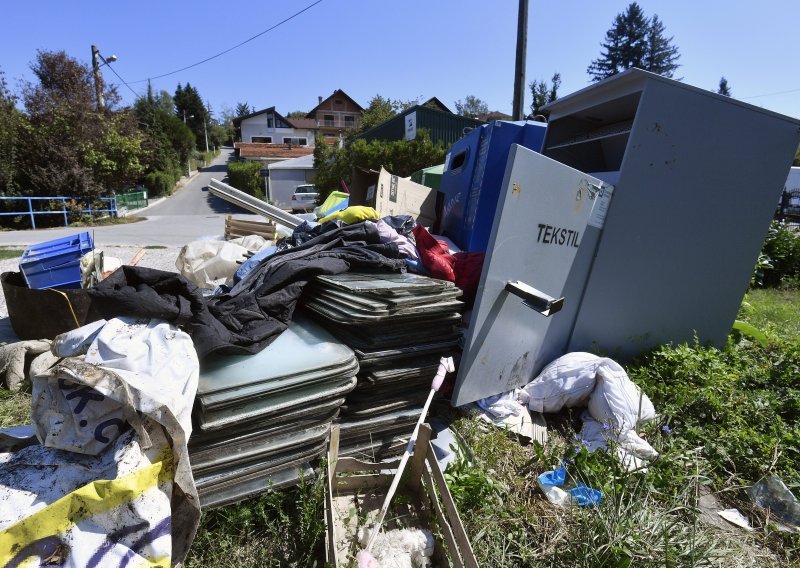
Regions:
[[717, 77, 732, 97], [588, 2, 680, 82]]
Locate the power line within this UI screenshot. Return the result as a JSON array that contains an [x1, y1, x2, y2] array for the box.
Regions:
[[741, 87, 800, 100], [132, 0, 324, 83], [99, 54, 143, 100]]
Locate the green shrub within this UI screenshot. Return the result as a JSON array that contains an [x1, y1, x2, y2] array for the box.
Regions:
[[758, 221, 800, 287], [143, 170, 177, 197], [227, 160, 264, 199]]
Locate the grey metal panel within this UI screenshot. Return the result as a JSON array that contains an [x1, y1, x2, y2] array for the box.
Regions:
[[196, 377, 357, 431], [452, 145, 613, 406], [198, 315, 356, 396], [556, 73, 800, 358]]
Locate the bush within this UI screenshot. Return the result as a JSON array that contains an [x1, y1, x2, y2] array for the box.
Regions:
[[758, 221, 800, 287], [143, 170, 177, 198], [227, 160, 264, 199]]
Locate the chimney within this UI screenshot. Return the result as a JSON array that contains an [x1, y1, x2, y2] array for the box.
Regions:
[[318, 95, 323, 104]]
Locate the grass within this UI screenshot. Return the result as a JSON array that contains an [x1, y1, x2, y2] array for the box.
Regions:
[[69, 215, 145, 227], [0, 248, 22, 259]]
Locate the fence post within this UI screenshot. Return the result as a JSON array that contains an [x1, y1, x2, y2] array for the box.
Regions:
[[28, 197, 35, 229], [62, 198, 68, 226]]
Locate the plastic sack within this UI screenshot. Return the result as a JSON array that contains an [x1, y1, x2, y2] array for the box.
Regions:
[[748, 474, 800, 532], [2, 317, 202, 566], [175, 239, 249, 288]]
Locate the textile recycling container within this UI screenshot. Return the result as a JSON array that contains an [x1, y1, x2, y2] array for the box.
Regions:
[[452, 69, 800, 406], [439, 120, 547, 252]]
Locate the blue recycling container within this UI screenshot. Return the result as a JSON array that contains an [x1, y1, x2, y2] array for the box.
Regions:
[[439, 121, 547, 252], [19, 231, 93, 289]]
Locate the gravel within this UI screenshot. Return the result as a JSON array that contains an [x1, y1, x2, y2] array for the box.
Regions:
[[0, 245, 182, 318]]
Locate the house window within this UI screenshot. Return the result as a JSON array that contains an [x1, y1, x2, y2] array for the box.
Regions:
[[283, 137, 309, 146], [267, 115, 274, 128], [324, 114, 334, 127], [334, 99, 343, 105], [344, 115, 355, 127], [252, 136, 272, 143]]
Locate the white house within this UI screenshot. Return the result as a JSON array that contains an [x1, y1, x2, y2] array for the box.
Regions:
[[233, 107, 315, 146]]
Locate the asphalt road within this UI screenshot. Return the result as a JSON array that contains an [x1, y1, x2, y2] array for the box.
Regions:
[[0, 148, 266, 247]]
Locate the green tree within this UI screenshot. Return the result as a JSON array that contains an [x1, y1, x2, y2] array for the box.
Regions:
[[588, 2, 680, 81], [174, 83, 209, 150], [0, 70, 22, 194], [134, 83, 194, 195], [313, 130, 446, 202], [454, 95, 489, 119], [529, 72, 561, 119], [18, 50, 141, 198], [359, 95, 397, 132], [285, 110, 307, 118], [717, 77, 732, 97], [234, 102, 252, 117]]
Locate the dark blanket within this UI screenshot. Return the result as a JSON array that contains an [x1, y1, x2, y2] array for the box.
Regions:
[[89, 221, 405, 359]]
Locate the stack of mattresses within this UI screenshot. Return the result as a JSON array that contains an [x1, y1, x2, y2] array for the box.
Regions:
[[188, 314, 358, 508], [302, 273, 462, 458]]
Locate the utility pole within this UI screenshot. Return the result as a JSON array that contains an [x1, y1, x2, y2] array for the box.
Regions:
[[91, 45, 105, 111], [512, 0, 529, 121], [203, 117, 209, 153]]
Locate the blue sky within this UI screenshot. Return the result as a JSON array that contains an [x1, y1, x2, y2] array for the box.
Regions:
[[1, 1, 798, 120]]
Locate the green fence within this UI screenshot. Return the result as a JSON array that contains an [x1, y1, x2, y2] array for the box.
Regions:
[[116, 190, 148, 210]]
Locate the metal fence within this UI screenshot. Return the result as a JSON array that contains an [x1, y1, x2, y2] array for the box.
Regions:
[[116, 190, 148, 210], [0, 196, 118, 229]]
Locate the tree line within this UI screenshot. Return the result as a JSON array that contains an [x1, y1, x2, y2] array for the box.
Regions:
[[0, 49, 232, 227]]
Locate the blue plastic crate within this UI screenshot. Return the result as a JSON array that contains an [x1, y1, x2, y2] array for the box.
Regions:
[[20, 232, 93, 289]]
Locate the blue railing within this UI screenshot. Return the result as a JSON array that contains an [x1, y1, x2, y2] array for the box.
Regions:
[[0, 196, 118, 229]]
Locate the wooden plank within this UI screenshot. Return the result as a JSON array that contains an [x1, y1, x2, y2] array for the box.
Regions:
[[224, 214, 276, 240], [407, 424, 432, 495], [335, 475, 390, 492], [335, 457, 402, 474], [421, 467, 464, 568], [426, 446, 479, 568]]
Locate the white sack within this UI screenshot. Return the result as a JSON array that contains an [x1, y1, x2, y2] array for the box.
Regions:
[[20, 317, 200, 565], [522, 352, 601, 413], [587, 357, 656, 431], [176, 235, 270, 288]]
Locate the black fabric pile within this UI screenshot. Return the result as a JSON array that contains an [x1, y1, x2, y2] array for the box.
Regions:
[[88, 221, 405, 359]]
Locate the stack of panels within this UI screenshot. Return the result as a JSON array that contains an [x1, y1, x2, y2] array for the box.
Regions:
[[189, 314, 358, 508], [302, 273, 462, 458]]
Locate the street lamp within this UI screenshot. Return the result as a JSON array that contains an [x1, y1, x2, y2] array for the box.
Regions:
[[182, 111, 194, 176], [91, 45, 117, 111]]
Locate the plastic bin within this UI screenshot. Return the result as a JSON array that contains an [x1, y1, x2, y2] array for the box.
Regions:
[[439, 120, 547, 252], [19, 232, 93, 289]]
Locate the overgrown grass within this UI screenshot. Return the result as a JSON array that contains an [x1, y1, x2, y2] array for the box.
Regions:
[[184, 472, 327, 567]]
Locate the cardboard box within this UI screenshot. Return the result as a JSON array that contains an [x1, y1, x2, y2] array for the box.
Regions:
[[350, 167, 439, 227]]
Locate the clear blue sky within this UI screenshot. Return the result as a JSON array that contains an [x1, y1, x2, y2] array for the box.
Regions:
[[1, 0, 798, 120]]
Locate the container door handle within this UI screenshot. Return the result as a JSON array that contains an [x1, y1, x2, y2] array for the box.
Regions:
[[505, 280, 564, 317]]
